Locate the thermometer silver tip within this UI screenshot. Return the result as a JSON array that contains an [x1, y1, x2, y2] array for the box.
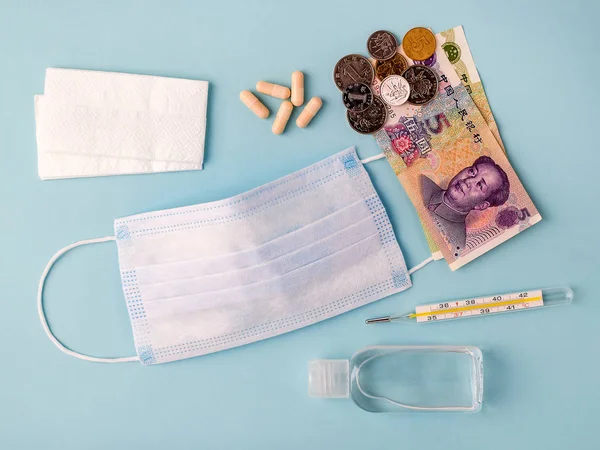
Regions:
[[365, 316, 391, 324]]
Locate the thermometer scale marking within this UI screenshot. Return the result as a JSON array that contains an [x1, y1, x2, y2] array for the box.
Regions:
[[413, 290, 543, 323]]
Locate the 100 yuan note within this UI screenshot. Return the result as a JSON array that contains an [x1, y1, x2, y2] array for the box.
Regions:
[[372, 32, 541, 270], [439, 25, 505, 152]]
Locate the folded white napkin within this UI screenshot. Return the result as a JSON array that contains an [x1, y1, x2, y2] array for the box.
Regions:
[[35, 68, 209, 180]]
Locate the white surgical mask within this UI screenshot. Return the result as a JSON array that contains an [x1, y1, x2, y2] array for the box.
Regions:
[[38, 148, 429, 365]]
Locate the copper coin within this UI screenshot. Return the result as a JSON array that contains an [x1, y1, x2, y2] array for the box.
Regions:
[[402, 65, 439, 105], [402, 27, 437, 61], [375, 53, 408, 81], [333, 54, 375, 91], [367, 30, 398, 61], [346, 96, 387, 135]]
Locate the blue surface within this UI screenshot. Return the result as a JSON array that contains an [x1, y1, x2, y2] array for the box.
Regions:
[[1, 0, 599, 448]]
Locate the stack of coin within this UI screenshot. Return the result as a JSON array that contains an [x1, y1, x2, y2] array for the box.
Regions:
[[333, 27, 440, 135], [333, 51, 383, 135], [400, 27, 438, 106]]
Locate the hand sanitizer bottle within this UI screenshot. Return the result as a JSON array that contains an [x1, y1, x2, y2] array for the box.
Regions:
[[308, 345, 483, 412]]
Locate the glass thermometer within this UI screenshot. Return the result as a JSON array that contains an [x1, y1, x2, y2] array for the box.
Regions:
[[366, 286, 573, 324]]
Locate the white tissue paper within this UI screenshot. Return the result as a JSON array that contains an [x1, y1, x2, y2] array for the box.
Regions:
[[34, 68, 209, 180]]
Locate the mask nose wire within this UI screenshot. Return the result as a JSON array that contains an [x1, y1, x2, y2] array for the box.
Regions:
[[37, 236, 139, 363]]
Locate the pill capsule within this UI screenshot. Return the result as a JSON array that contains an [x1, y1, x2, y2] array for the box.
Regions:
[[291, 71, 304, 106], [240, 90, 269, 119], [296, 97, 322, 128], [272, 101, 293, 135], [256, 81, 291, 99]]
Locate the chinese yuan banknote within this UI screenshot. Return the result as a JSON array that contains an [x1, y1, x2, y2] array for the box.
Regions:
[[438, 26, 505, 152], [372, 31, 541, 270]]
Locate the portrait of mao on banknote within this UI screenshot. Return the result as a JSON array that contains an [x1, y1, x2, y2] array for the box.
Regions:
[[421, 155, 511, 251]]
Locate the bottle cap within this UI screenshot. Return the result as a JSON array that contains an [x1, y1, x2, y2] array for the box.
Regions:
[[308, 359, 350, 398]]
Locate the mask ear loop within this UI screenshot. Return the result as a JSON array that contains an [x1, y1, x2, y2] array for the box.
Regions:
[[37, 236, 139, 363], [359, 153, 386, 164], [359, 153, 444, 267], [408, 255, 435, 275]]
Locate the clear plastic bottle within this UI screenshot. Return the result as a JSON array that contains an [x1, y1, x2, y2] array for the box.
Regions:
[[308, 345, 483, 413]]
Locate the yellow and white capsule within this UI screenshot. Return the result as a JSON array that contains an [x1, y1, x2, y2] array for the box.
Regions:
[[240, 90, 269, 119], [296, 97, 322, 128], [291, 71, 304, 106], [272, 101, 293, 135], [256, 81, 291, 99]]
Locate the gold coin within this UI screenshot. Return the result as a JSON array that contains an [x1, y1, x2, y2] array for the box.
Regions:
[[375, 53, 408, 80], [402, 27, 436, 61]]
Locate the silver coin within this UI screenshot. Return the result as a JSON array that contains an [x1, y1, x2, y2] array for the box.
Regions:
[[402, 65, 439, 105], [346, 96, 387, 135], [333, 54, 375, 91], [367, 30, 398, 61], [379, 75, 410, 107], [342, 82, 373, 112]]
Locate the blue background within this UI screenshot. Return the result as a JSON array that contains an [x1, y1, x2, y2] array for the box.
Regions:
[[1, 0, 598, 448]]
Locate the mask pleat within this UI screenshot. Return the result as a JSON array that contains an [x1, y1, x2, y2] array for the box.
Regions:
[[140, 217, 379, 300], [135, 199, 371, 285], [146, 234, 388, 349]]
